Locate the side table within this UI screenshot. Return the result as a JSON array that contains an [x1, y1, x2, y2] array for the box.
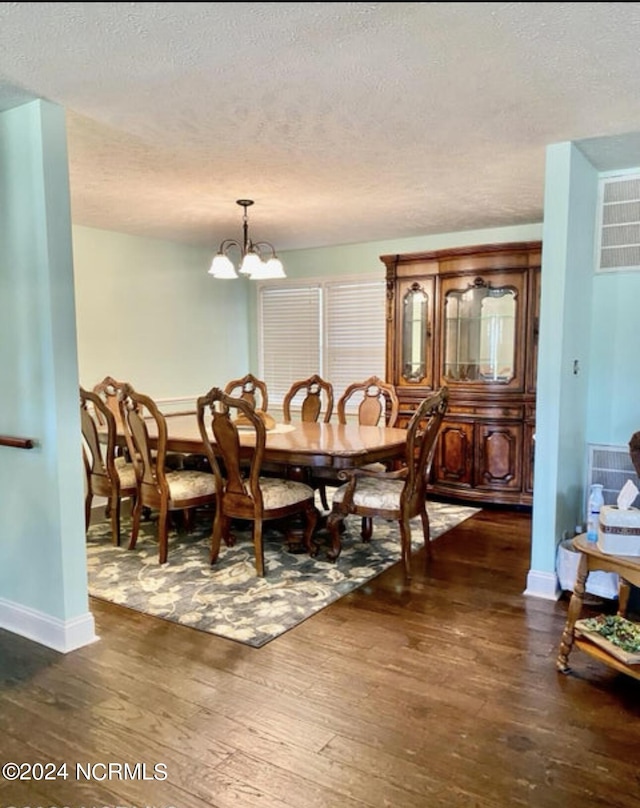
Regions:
[[556, 533, 640, 680]]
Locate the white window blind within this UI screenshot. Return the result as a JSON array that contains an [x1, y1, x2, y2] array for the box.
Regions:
[[258, 277, 385, 407], [259, 285, 321, 403], [325, 280, 386, 403]]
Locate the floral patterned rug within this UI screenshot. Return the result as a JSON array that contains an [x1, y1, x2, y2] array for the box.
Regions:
[[86, 500, 480, 647]]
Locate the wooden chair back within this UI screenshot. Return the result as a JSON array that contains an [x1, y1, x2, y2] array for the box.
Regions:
[[337, 375, 399, 427], [283, 374, 334, 424], [80, 385, 137, 545], [223, 373, 269, 412], [92, 375, 136, 461], [402, 386, 449, 507], [120, 385, 168, 505], [80, 386, 116, 496], [197, 387, 266, 518]]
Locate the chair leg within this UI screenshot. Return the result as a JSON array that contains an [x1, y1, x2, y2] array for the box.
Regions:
[[302, 502, 319, 556], [110, 492, 121, 546], [253, 520, 265, 576], [210, 512, 224, 564], [326, 510, 344, 561], [361, 516, 373, 541], [128, 496, 143, 550], [158, 502, 169, 564], [420, 506, 431, 560], [222, 515, 236, 547], [182, 507, 195, 533], [84, 491, 92, 532], [399, 516, 413, 580]]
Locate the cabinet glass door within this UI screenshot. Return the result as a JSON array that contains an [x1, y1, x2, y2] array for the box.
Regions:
[[443, 278, 517, 384], [401, 283, 429, 383]]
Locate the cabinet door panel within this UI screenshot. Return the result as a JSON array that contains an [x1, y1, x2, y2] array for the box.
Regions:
[[396, 278, 435, 388], [475, 423, 522, 490], [435, 420, 474, 487], [439, 270, 528, 392]]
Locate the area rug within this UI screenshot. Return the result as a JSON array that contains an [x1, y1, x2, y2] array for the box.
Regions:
[[86, 500, 480, 648]]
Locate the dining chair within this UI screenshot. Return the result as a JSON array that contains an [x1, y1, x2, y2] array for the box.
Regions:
[[283, 374, 334, 424], [325, 386, 449, 580], [223, 373, 269, 413], [331, 375, 401, 525], [283, 374, 334, 509], [196, 386, 318, 577], [80, 385, 138, 546], [120, 384, 217, 564], [336, 375, 400, 428]]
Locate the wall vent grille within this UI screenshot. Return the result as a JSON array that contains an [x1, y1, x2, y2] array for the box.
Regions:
[[596, 174, 640, 273], [587, 443, 639, 507]]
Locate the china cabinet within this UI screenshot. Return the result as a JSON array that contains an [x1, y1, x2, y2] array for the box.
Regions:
[[381, 241, 541, 506]]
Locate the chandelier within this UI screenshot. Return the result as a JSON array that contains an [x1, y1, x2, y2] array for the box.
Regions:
[[208, 199, 286, 280]]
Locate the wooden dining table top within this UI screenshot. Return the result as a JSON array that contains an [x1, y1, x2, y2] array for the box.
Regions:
[[149, 412, 408, 471]]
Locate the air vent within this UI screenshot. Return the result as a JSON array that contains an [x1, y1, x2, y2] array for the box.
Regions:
[[596, 174, 640, 272], [587, 443, 640, 507]]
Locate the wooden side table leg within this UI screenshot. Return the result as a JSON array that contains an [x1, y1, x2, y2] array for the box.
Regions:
[[556, 551, 588, 673], [617, 577, 631, 617]]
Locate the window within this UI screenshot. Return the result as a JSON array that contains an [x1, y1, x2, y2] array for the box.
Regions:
[[258, 276, 386, 407]]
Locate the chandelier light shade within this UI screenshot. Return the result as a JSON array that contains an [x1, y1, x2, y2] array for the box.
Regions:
[[208, 199, 286, 280]]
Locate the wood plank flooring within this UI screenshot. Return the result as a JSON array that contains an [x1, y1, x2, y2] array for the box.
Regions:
[[1, 507, 639, 807]]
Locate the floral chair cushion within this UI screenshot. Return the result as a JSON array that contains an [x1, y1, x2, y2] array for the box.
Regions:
[[166, 470, 216, 500], [259, 477, 315, 509], [114, 457, 137, 489], [333, 476, 405, 511]]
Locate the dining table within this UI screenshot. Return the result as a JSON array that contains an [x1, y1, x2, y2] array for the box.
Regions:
[[148, 412, 409, 476]]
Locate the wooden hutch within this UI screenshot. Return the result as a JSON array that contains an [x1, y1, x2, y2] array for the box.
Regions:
[[381, 241, 541, 507]]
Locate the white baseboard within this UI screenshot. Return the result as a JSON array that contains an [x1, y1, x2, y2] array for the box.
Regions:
[[523, 569, 561, 600], [0, 597, 98, 653]]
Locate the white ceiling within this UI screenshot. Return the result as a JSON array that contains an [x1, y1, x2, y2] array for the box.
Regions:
[[1, 2, 640, 253]]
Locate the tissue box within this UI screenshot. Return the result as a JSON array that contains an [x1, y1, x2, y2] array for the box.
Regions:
[[598, 505, 640, 556]]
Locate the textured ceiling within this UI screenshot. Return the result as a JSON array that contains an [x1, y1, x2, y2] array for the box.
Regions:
[[1, 2, 640, 253]]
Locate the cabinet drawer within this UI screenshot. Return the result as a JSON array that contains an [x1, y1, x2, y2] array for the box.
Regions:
[[447, 404, 523, 419]]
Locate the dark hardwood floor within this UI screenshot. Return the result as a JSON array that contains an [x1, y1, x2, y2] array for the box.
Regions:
[[1, 508, 639, 807]]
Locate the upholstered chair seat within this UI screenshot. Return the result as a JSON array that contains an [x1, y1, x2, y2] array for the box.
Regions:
[[165, 470, 219, 500], [257, 477, 318, 510], [114, 456, 137, 489], [332, 476, 404, 511]]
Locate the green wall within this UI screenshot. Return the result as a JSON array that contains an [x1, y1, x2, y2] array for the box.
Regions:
[[73, 225, 251, 405], [0, 100, 95, 650], [588, 267, 640, 444]]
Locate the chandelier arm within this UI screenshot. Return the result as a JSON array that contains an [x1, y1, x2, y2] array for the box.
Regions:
[[217, 238, 243, 254], [252, 241, 278, 259]]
